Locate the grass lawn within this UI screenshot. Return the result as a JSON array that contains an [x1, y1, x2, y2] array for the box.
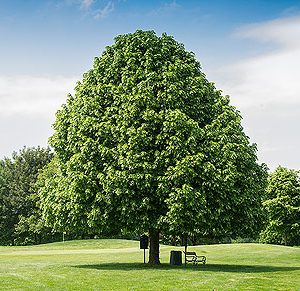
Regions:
[[0, 239, 299, 290]]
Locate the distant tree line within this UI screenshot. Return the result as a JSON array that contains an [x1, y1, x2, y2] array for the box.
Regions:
[[0, 146, 299, 246], [260, 166, 300, 246], [0, 147, 136, 245], [0, 147, 56, 245]]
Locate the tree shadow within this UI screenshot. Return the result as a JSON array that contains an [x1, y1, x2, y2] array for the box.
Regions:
[[74, 263, 300, 273]]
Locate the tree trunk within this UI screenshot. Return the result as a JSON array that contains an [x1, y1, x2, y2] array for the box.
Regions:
[[148, 228, 160, 265], [284, 235, 287, 246]]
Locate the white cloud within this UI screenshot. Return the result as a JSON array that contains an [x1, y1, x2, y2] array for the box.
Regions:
[[0, 75, 77, 117], [235, 15, 300, 48], [163, 1, 180, 10], [60, 0, 116, 19], [150, 0, 180, 16], [215, 15, 300, 109], [210, 15, 300, 170], [219, 47, 300, 109], [0, 75, 78, 158], [80, 0, 94, 10], [94, 1, 114, 19]]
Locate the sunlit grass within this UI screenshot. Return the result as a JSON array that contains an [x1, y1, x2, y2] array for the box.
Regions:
[[0, 239, 299, 290]]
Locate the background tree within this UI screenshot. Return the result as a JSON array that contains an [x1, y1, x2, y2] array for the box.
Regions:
[[39, 30, 267, 264], [0, 160, 9, 244], [260, 166, 300, 246], [0, 147, 53, 245]]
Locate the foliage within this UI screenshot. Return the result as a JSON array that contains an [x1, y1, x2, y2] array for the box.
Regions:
[[260, 166, 300, 246], [37, 157, 69, 232], [0, 161, 8, 243], [0, 147, 53, 245], [40, 30, 267, 262]]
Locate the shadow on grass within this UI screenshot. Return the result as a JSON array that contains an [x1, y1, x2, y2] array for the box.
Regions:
[[74, 263, 300, 273]]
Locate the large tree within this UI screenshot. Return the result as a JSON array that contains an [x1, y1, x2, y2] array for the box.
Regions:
[[39, 30, 267, 264], [260, 166, 300, 246]]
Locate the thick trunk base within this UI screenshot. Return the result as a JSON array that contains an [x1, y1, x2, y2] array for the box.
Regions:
[[148, 229, 160, 265]]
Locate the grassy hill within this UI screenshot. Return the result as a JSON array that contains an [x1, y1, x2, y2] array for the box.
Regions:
[[0, 239, 299, 290]]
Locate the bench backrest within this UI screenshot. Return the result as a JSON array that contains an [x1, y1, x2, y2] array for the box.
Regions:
[[185, 251, 196, 256]]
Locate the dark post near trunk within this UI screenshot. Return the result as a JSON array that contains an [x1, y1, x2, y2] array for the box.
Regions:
[[140, 234, 149, 264], [181, 234, 188, 266], [148, 228, 160, 265]]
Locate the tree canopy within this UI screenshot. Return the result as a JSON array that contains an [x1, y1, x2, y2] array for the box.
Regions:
[[261, 166, 300, 246], [39, 30, 267, 264], [0, 147, 53, 245]]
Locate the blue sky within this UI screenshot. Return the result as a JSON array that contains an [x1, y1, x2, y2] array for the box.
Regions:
[[1, 0, 300, 170], [1, 0, 298, 75]]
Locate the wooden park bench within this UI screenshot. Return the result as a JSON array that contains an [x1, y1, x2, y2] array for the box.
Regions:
[[184, 251, 206, 265]]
